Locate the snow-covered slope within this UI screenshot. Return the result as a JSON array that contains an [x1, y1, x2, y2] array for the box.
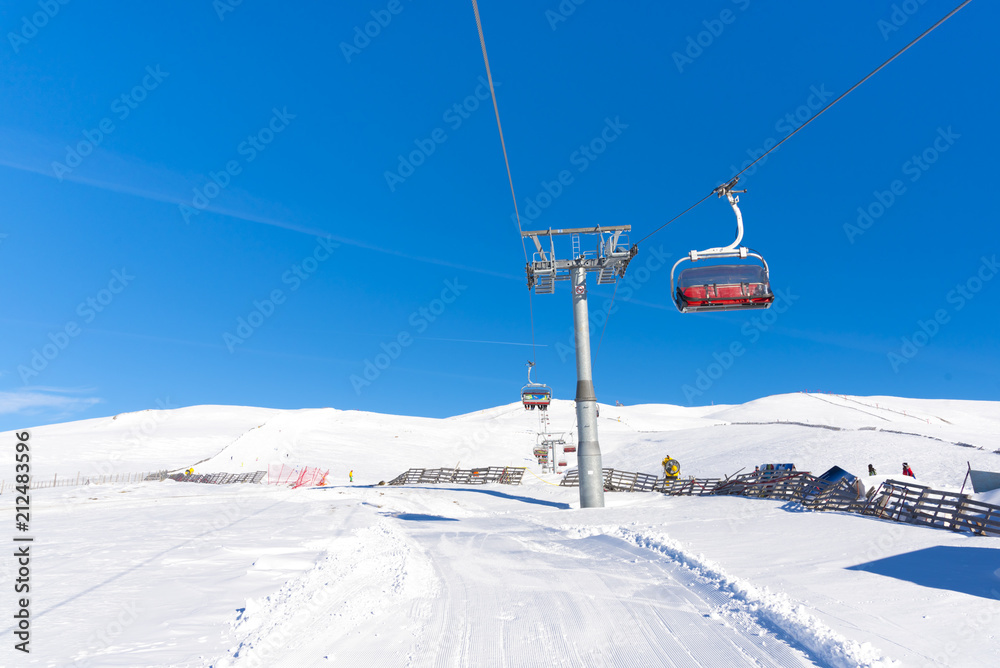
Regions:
[[2, 392, 998, 667], [21, 392, 998, 489]]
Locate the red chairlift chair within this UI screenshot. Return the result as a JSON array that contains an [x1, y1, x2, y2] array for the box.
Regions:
[[670, 178, 774, 314]]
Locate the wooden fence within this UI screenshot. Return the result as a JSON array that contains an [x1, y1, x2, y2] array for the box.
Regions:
[[658, 470, 861, 511], [659, 477, 723, 496], [387, 466, 526, 487], [560, 467, 1000, 538], [857, 480, 1000, 536], [559, 468, 661, 492], [0, 470, 171, 493], [166, 471, 267, 485], [0, 470, 273, 493]]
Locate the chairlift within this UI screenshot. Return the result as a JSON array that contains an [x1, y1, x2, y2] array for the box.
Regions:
[[521, 361, 552, 410], [671, 178, 774, 313]]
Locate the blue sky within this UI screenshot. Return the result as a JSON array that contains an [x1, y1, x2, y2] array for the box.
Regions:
[[1, 1, 997, 431]]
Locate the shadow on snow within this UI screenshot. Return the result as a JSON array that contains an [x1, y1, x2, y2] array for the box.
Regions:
[[387, 513, 460, 522], [414, 486, 572, 510], [847, 545, 1000, 600]]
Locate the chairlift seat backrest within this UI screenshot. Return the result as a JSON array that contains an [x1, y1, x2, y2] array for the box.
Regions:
[[521, 384, 552, 409], [675, 263, 773, 312]]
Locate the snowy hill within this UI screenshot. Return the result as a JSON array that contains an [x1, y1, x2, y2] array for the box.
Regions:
[[22, 392, 997, 491], [2, 393, 999, 667]]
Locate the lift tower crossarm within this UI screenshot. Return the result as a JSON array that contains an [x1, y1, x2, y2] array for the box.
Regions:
[[522, 226, 635, 291], [521, 225, 631, 237]]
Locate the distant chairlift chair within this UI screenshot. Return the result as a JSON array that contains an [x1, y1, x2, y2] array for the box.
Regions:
[[521, 361, 552, 410]]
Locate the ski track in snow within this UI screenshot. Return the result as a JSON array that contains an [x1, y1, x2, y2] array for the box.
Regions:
[[218, 505, 438, 667], [371, 503, 815, 666], [581, 525, 899, 668], [214, 494, 830, 667]]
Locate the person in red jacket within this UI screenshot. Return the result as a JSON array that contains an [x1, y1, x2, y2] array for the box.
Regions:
[[902, 463, 915, 478]]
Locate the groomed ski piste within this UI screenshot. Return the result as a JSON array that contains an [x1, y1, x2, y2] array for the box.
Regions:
[[2, 392, 999, 667]]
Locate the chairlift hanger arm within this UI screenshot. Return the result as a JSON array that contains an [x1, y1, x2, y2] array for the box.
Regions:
[[712, 177, 746, 198], [706, 177, 747, 253]]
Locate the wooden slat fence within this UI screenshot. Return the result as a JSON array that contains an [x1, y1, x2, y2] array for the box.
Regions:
[[387, 466, 526, 487], [606, 469, 661, 492], [0, 469, 269, 494], [560, 468, 661, 491], [600, 469, 1000, 538], [858, 480, 1000, 536], [0, 470, 171, 494], [165, 471, 267, 485], [659, 477, 722, 496]]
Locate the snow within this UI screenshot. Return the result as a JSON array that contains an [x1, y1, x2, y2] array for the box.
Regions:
[[2, 392, 999, 667]]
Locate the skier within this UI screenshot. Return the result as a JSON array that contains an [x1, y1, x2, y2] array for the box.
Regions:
[[868, 464, 877, 476], [902, 462, 915, 478], [349, 470, 354, 483]]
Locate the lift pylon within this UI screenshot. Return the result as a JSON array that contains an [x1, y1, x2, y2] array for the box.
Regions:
[[522, 226, 636, 508]]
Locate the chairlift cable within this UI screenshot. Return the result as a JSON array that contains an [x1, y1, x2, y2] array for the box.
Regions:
[[470, 0, 537, 363], [636, 0, 973, 247], [526, 290, 537, 364], [731, 0, 973, 181], [636, 192, 714, 245]]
